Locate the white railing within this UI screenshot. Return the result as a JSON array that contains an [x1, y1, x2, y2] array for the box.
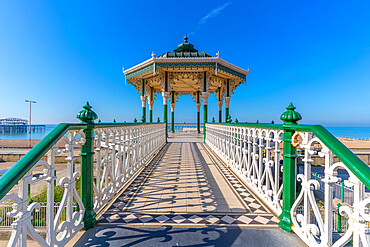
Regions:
[[0, 202, 77, 228], [0, 130, 86, 246], [205, 124, 370, 247], [205, 124, 284, 215], [291, 131, 370, 246], [0, 123, 165, 246], [93, 124, 166, 212]]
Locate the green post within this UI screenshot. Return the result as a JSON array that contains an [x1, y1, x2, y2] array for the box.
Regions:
[[337, 203, 342, 233], [142, 107, 146, 123], [278, 103, 302, 232], [341, 181, 345, 203], [225, 107, 230, 122], [149, 109, 153, 123], [171, 110, 174, 133], [76, 102, 98, 230], [219, 110, 222, 123]]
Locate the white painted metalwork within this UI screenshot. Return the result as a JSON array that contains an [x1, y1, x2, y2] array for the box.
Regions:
[[205, 124, 284, 215], [0, 123, 165, 246], [205, 124, 370, 247], [290, 131, 370, 247], [93, 124, 166, 212], [0, 130, 85, 246]]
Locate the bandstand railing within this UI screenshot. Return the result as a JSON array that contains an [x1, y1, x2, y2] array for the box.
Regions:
[[205, 104, 370, 247], [0, 103, 166, 246]]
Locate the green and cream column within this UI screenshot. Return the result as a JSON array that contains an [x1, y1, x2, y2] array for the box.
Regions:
[[218, 100, 223, 123], [140, 95, 147, 123], [196, 91, 201, 133], [202, 92, 209, 140], [141, 79, 147, 123], [76, 102, 98, 230], [170, 92, 176, 133], [225, 96, 230, 123], [162, 91, 169, 139], [225, 79, 230, 122], [278, 103, 302, 232], [149, 87, 154, 123]]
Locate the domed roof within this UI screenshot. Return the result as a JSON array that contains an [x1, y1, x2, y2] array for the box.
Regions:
[[158, 33, 213, 58]]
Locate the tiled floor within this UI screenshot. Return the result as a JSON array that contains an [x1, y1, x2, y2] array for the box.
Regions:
[[98, 132, 279, 227]]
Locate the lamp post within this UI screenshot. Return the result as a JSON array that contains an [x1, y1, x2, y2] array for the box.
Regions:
[[25, 100, 36, 148]]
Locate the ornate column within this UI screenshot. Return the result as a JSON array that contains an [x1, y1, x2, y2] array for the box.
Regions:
[[202, 92, 209, 139], [170, 92, 175, 133], [218, 100, 223, 123], [162, 92, 169, 139], [141, 79, 146, 123], [149, 100, 154, 123], [225, 79, 230, 122], [163, 71, 169, 140], [148, 87, 154, 123], [141, 95, 147, 123], [196, 91, 201, 133], [225, 96, 230, 122]]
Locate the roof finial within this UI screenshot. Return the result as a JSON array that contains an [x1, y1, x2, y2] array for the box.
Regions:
[[184, 33, 188, 43], [216, 51, 220, 58], [151, 51, 155, 58]]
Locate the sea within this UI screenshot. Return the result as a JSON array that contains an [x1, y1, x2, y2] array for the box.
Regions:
[[0, 124, 370, 140]]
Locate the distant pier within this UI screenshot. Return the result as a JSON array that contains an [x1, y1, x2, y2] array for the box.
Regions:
[[0, 118, 45, 133]]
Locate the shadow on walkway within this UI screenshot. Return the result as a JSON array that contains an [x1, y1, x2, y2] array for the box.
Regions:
[[73, 226, 306, 247]]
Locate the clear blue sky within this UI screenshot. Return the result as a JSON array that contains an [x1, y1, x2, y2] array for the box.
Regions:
[[0, 0, 369, 126]]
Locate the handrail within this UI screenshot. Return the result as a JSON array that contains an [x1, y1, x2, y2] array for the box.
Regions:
[[0, 122, 163, 200], [207, 123, 370, 190]]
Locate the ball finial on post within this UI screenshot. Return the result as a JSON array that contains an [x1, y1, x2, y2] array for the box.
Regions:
[[76, 102, 98, 124], [280, 103, 302, 125]]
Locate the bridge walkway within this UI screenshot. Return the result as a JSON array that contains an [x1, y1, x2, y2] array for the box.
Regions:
[[72, 133, 306, 246], [97, 132, 278, 228]]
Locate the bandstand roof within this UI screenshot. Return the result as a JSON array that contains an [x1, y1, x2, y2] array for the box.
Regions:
[[123, 34, 249, 101]]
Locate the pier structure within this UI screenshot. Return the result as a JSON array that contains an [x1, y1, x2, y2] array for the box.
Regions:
[[0, 118, 45, 134]]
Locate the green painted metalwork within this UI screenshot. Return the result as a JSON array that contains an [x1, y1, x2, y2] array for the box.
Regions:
[[219, 64, 246, 80], [197, 111, 200, 133], [156, 62, 215, 71], [142, 107, 146, 123], [278, 103, 301, 232], [171, 111, 174, 133], [150, 109, 153, 123], [341, 181, 345, 203], [77, 104, 97, 230], [225, 109, 230, 123], [337, 203, 342, 233], [126, 64, 154, 79], [76, 102, 98, 124], [280, 103, 302, 123], [219, 110, 222, 123], [164, 104, 168, 140], [80, 125, 96, 230]]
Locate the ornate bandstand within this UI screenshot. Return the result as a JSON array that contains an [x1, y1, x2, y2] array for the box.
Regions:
[[123, 34, 249, 134]]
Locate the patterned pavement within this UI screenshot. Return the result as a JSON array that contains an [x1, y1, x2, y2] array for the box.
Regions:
[[97, 133, 279, 228]]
